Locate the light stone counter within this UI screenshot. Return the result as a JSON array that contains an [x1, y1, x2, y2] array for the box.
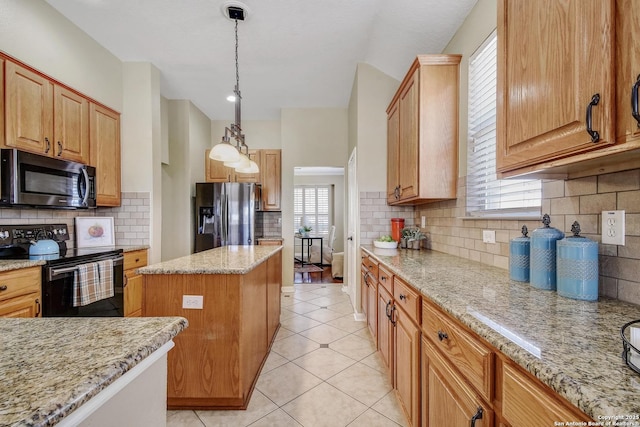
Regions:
[[0, 316, 187, 426], [362, 245, 640, 420], [0, 259, 45, 272], [138, 245, 282, 275]]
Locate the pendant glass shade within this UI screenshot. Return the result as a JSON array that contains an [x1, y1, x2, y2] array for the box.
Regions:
[[209, 141, 241, 162], [235, 159, 259, 174], [224, 152, 250, 168]]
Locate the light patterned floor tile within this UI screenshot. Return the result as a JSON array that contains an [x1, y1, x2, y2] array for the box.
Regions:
[[280, 308, 298, 320], [196, 390, 277, 427], [281, 295, 297, 307], [298, 323, 351, 344], [293, 291, 325, 302], [271, 334, 319, 360], [282, 382, 368, 427], [360, 351, 388, 374], [289, 301, 322, 314], [248, 409, 302, 426], [302, 308, 345, 323], [281, 315, 322, 333], [330, 334, 377, 361], [292, 347, 357, 380], [352, 326, 374, 340], [307, 294, 345, 307], [256, 362, 323, 406], [311, 286, 346, 296], [327, 300, 357, 315], [274, 327, 296, 341], [328, 362, 393, 406], [347, 409, 404, 427], [371, 391, 409, 427], [166, 410, 204, 427], [327, 314, 368, 333], [262, 350, 289, 373]]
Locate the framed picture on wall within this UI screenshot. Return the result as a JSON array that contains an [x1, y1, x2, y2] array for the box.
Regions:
[[75, 217, 115, 248]]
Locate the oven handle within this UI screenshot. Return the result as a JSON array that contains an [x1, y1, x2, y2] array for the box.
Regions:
[[47, 256, 124, 282]]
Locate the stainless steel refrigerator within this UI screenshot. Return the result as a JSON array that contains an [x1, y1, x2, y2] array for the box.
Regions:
[[194, 182, 255, 252]]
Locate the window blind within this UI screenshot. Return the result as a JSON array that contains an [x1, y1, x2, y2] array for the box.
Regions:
[[293, 185, 332, 234], [466, 31, 541, 217]]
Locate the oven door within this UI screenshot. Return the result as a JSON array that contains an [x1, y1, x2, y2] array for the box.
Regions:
[[42, 255, 124, 317]]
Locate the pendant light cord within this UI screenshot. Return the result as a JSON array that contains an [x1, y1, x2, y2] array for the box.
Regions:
[[235, 18, 239, 91]]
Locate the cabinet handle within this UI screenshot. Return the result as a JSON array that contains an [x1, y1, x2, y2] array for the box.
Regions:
[[45, 138, 51, 153], [399, 294, 406, 300], [35, 298, 41, 317], [57, 141, 63, 156], [123, 275, 128, 288], [470, 407, 483, 427], [632, 74, 640, 128], [585, 93, 600, 143], [437, 330, 448, 341], [0, 285, 7, 291]]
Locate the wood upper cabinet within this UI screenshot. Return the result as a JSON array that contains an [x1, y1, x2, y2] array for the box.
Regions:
[[4, 60, 89, 163], [235, 149, 261, 183], [90, 103, 121, 206], [261, 149, 281, 211], [205, 148, 235, 182], [0, 58, 5, 148], [0, 267, 42, 318], [386, 55, 461, 205], [496, 0, 640, 178]]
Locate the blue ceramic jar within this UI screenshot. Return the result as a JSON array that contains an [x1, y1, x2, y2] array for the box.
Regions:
[[530, 214, 564, 290], [556, 221, 599, 301], [509, 225, 530, 282]]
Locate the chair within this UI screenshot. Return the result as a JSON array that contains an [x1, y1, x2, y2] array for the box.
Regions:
[[308, 225, 336, 265]]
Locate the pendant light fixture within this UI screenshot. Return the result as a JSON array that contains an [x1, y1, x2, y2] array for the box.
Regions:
[[209, 3, 259, 174]]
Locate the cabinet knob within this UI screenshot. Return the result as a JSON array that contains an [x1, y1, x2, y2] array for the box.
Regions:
[[399, 294, 406, 300], [381, 276, 386, 281], [135, 258, 140, 262], [0, 285, 7, 291], [437, 330, 448, 341]]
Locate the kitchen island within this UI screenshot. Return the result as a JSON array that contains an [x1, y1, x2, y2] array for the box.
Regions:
[[362, 245, 640, 421], [0, 316, 187, 427], [139, 245, 283, 409]]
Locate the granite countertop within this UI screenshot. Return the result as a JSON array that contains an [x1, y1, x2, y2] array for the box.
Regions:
[[138, 245, 282, 275], [0, 316, 187, 427], [362, 245, 640, 420], [0, 259, 45, 273]]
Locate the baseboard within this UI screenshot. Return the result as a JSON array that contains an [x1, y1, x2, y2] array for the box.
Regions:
[[353, 312, 366, 322], [281, 286, 295, 293]]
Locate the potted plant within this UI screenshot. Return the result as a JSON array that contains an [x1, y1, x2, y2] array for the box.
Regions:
[[401, 226, 425, 249], [302, 225, 312, 237]]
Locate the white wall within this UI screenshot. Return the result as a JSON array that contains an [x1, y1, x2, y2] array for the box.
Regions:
[[0, 0, 122, 110], [211, 120, 282, 150], [281, 108, 349, 288]]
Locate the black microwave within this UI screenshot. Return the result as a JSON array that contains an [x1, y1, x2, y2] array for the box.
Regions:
[[0, 149, 96, 209]]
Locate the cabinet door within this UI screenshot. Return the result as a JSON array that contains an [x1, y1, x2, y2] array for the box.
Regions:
[[377, 284, 394, 386], [616, 0, 640, 145], [266, 250, 282, 344], [0, 58, 5, 147], [496, 0, 615, 173], [0, 293, 41, 318], [54, 85, 89, 163], [235, 149, 261, 183], [361, 266, 368, 318], [90, 103, 121, 206], [422, 336, 492, 427], [395, 306, 421, 427], [205, 149, 234, 182], [366, 274, 377, 342], [398, 71, 419, 201], [261, 149, 281, 211], [387, 101, 400, 203], [124, 273, 143, 317], [5, 61, 54, 155]]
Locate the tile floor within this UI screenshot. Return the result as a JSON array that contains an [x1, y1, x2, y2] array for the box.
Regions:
[[166, 283, 408, 427]]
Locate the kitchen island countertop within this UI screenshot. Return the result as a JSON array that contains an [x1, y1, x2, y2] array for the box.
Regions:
[[362, 245, 640, 419], [138, 245, 282, 275], [0, 316, 187, 427]]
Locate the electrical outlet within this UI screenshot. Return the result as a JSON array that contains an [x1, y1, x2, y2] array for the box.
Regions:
[[482, 230, 496, 244], [602, 210, 625, 246], [421, 216, 426, 228], [182, 295, 203, 309]]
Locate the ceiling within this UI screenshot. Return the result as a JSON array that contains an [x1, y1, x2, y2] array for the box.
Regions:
[[45, 0, 477, 121]]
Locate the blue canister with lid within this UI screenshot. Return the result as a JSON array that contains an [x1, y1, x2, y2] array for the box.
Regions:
[[556, 221, 599, 301], [509, 225, 530, 282], [530, 214, 564, 290]]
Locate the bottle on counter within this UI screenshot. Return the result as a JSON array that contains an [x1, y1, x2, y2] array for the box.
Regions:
[[530, 214, 564, 291], [509, 225, 530, 282], [556, 221, 599, 301]]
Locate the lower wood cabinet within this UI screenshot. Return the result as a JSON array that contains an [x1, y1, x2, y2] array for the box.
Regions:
[[422, 336, 493, 427], [377, 283, 394, 386], [395, 304, 421, 427], [124, 249, 147, 317], [266, 250, 282, 344], [0, 267, 42, 318]]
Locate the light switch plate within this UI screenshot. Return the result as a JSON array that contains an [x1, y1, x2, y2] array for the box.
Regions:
[[602, 210, 625, 245], [482, 230, 496, 244], [183, 295, 204, 309], [421, 216, 426, 228]]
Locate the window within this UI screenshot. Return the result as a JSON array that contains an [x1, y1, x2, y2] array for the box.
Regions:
[[466, 31, 541, 217], [293, 185, 332, 235]]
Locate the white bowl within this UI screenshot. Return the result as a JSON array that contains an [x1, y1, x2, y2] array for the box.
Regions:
[[373, 240, 398, 249]]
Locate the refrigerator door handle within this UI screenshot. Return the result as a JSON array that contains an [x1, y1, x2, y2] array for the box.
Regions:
[[221, 193, 228, 244]]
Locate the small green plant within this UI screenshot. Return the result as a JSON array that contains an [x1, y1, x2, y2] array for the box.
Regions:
[[302, 225, 312, 232]]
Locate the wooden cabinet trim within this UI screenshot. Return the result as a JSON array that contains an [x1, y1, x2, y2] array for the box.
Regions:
[[378, 265, 393, 294], [392, 276, 420, 325]]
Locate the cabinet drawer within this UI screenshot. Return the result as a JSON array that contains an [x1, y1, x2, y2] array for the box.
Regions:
[[362, 255, 379, 280], [422, 299, 493, 401], [378, 265, 393, 294], [501, 361, 590, 426], [393, 276, 420, 324], [0, 267, 41, 302], [124, 249, 148, 271]]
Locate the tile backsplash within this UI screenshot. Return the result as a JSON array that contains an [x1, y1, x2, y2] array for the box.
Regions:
[[359, 191, 413, 245], [0, 192, 150, 248], [256, 211, 282, 238], [363, 169, 640, 306]]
